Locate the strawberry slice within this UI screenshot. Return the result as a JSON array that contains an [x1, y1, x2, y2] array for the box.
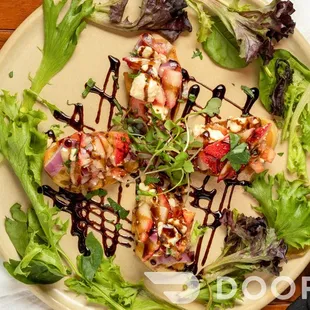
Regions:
[[162, 69, 182, 109], [197, 152, 219, 175], [204, 140, 230, 159], [247, 124, 271, 145]]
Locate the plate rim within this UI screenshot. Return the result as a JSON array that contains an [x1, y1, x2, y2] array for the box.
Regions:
[[1, 4, 310, 310]]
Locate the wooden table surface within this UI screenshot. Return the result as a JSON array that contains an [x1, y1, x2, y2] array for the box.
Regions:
[[0, 1, 309, 309]]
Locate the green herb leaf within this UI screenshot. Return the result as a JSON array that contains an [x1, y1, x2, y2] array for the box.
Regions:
[[78, 232, 103, 282], [277, 152, 284, 157], [107, 198, 129, 220], [128, 71, 141, 79], [115, 223, 122, 231], [9, 71, 14, 78], [49, 124, 64, 139], [192, 48, 203, 60], [241, 85, 254, 98], [222, 133, 250, 171], [144, 176, 160, 186], [188, 93, 197, 102], [191, 221, 208, 244], [183, 160, 194, 173], [85, 189, 108, 200], [82, 78, 96, 98], [202, 97, 222, 117]]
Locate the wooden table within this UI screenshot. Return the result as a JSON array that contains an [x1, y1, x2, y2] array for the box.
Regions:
[[0, 1, 309, 309]]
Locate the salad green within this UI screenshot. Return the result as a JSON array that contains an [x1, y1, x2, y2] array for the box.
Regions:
[[187, 0, 296, 68], [246, 172, 310, 250], [259, 49, 310, 179]]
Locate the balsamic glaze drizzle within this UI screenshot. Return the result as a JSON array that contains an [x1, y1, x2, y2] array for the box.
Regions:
[[181, 68, 259, 116], [53, 103, 95, 132], [182, 84, 200, 118], [88, 56, 122, 128], [38, 185, 133, 256], [45, 130, 56, 142], [189, 177, 251, 274], [242, 88, 259, 116]]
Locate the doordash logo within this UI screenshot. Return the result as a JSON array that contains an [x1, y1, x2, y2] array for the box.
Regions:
[[145, 272, 310, 304]]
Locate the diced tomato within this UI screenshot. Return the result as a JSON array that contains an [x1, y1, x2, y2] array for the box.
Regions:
[[109, 132, 130, 166], [162, 70, 182, 109], [182, 210, 195, 228], [260, 147, 276, 163], [249, 159, 265, 173]]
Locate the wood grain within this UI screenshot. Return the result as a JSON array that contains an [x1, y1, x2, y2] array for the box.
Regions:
[[0, 1, 309, 309], [0, 0, 41, 48]]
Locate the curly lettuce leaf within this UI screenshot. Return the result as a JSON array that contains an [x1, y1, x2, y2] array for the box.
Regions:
[[30, 0, 94, 97], [246, 172, 310, 249]]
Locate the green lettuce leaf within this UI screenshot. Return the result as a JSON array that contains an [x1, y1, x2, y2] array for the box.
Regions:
[[4, 204, 68, 284], [66, 254, 182, 310], [1, 0, 94, 284], [246, 172, 310, 249], [30, 0, 94, 96], [259, 49, 310, 180]]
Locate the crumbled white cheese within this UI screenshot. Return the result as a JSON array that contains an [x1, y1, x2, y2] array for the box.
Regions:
[[168, 198, 176, 208], [227, 120, 242, 133], [192, 124, 206, 137], [70, 148, 78, 161], [130, 73, 147, 101], [139, 182, 157, 194], [208, 129, 225, 141], [147, 78, 160, 102], [153, 105, 169, 120], [139, 182, 150, 192], [60, 147, 70, 162], [168, 218, 188, 234], [138, 46, 154, 59], [130, 73, 160, 103]]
